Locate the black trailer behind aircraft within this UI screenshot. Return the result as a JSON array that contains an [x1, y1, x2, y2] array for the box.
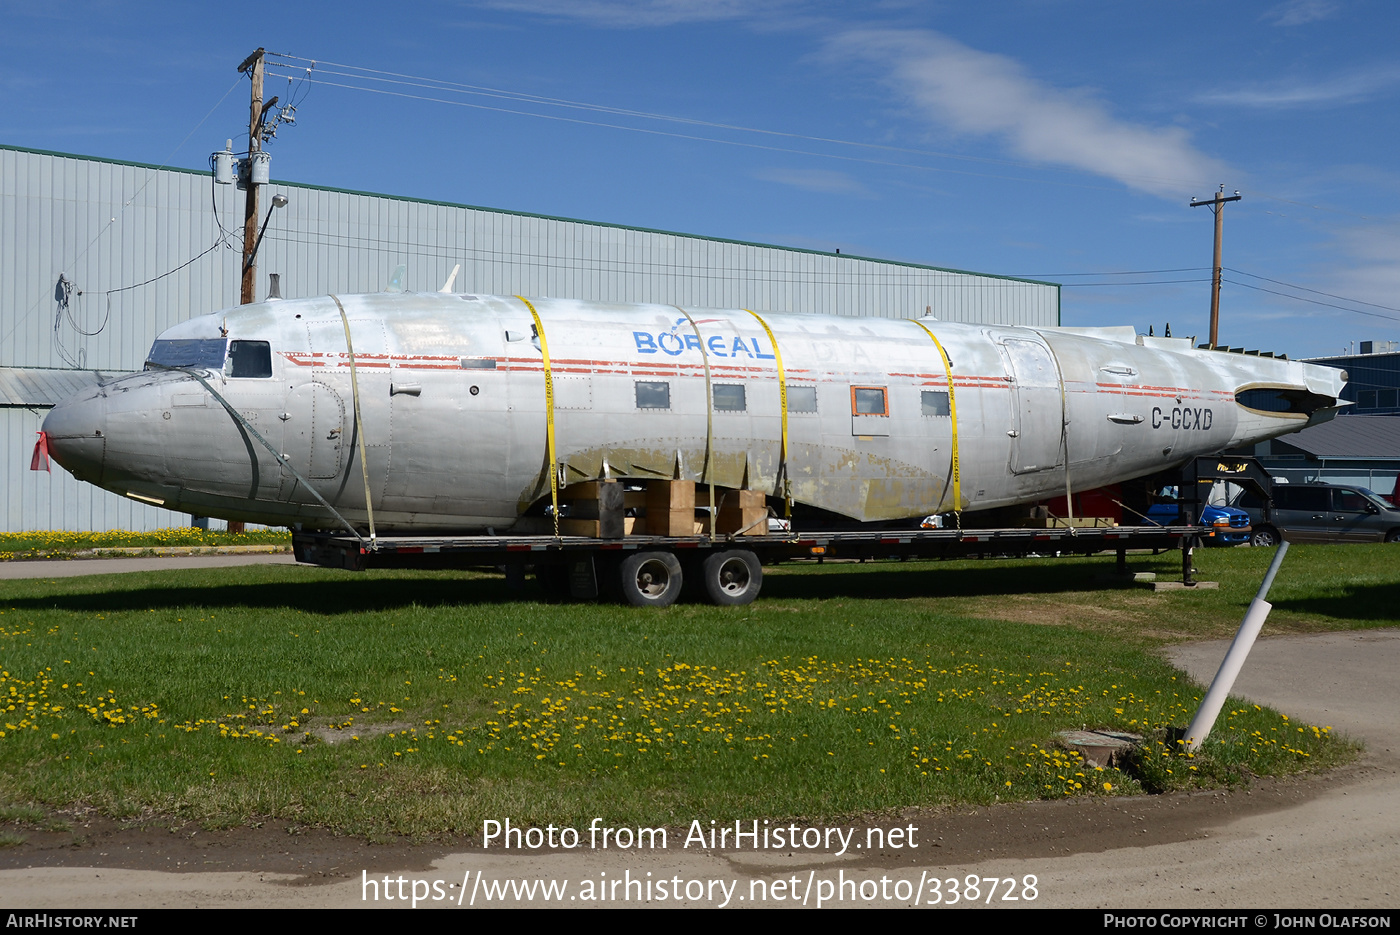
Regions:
[[292, 520, 1207, 607]]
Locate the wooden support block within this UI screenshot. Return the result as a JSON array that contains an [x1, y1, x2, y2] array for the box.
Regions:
[[1021, 516, 1117, 529], [562, 480, 622, 502], [627, 481, 698, 536], [646, 480, 695, 513], [560, 479, 623, 538], [560, 517, 635, 538], [646, 508, 697, 537], [559, 518, 599, 537], [717, 488, 769, 536]]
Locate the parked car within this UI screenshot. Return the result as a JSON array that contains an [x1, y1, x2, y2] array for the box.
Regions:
[[1233, 483, 1400, 545], [1144, 486, 1253, 546]]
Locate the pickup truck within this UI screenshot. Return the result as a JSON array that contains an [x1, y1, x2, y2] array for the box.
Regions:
[[1145, 487, 1252, 547]]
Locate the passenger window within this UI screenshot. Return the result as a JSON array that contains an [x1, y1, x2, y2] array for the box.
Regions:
[[228, 340, 273, 378], [1276, 487, 1326, 511], [635, 381, 670, 410], [921, 390, 950, 417], [787, 386, 817, 413], [713, 384, 746, 411], [1333, 489, 1367, 512], [852, 386, 887, 416]]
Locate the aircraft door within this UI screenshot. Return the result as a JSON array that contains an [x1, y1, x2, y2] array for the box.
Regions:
[[998, 337, 1065, 475], [279, 381, 346, 498]]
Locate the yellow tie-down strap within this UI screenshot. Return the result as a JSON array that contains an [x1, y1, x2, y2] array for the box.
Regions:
[[909, 319, 961, 514], [742, 309, 791, 517], [675, 306, 718, 538], [331, 294, 376, 544], [518, 296, 559, 537]]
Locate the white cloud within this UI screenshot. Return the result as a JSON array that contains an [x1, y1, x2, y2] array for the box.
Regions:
[[1263, 0, 1340, 27], [836, 30, 1229, 198], [1199, 66, 1400, 107], [466, 0, 789, 27], [753, 167, 872, 196], [1326, 225, 1400, 319]]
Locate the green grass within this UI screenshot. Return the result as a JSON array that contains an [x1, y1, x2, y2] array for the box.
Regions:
[[0, 528, 290, 559], [0, 543, 1385, 838]]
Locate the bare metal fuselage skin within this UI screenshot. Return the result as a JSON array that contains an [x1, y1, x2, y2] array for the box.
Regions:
[[42, 293, 1346, 532]]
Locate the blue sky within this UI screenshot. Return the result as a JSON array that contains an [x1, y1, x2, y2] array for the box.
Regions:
[[5, 0, 1398, 358]]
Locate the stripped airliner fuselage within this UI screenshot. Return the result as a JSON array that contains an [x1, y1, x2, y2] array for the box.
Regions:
[[41, 292, 1346, 532]]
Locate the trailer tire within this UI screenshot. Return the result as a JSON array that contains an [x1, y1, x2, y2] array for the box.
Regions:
[[618, 551, 684, 608], [700, 550, 762, 606]]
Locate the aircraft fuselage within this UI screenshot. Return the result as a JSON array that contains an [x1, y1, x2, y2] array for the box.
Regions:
[[41, 292, 1347, 532]]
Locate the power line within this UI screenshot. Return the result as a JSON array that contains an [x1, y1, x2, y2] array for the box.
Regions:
[[1, 78, 244, 361], [1225, 267, 1400, 314], [266, 52, 1400, 226], [1060, 279, 1212, 287], [265, 54, 1155, 179], [1235, 189, 1384, 223], [263, 55, 1230, 193], [1015, 267, 1209, 277], [106, 240, 227, 294], [280, 74, 1134, 193], [1222, 278, 1400, 324]]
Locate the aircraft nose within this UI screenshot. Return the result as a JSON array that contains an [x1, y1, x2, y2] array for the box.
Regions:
[[42, 389, 108, 485]]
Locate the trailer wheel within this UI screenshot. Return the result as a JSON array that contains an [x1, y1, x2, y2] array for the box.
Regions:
[[700, 550, 762, 606], [618, 551, 684, 608]]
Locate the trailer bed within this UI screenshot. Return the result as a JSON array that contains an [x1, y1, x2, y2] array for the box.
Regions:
[[293, 523, 1204, 571]]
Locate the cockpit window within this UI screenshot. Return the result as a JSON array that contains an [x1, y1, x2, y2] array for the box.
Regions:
[[145, 338, 227, 371], [228, 340, 273, 378]]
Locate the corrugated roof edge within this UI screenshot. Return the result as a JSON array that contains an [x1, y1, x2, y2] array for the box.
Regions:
[[1272, 414, 1400, 460], [1304, 351, 1400, 363], [0, 142, 1063, 297]]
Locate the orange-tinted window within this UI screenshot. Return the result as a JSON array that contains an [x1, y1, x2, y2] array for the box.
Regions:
[[851, 386, 887, 416]]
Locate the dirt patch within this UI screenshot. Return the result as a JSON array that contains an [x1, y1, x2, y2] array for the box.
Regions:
[[958, 593, 1152, 629], [0, 766, 1351, 884], [308, 720, 414, 746]]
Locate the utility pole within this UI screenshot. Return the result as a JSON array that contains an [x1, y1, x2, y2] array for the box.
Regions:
[[238, 47, 274, 306], [1190, 185, 1241, 347], [232, 48, 268, 535]]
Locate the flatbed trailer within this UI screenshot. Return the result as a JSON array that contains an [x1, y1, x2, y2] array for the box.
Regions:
[[292, 523, 1208, 607]]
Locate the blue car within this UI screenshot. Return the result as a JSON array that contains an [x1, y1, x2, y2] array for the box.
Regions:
[[1145, 486, 1252, 546]]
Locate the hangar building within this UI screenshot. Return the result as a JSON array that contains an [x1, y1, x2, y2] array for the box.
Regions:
[[0, 143, 1060, 532]]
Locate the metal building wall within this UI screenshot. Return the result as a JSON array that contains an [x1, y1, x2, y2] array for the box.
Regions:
[[256, 183, 1057, 323], [1, 143, 1058, 533], [0, 408, 187, 532]]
